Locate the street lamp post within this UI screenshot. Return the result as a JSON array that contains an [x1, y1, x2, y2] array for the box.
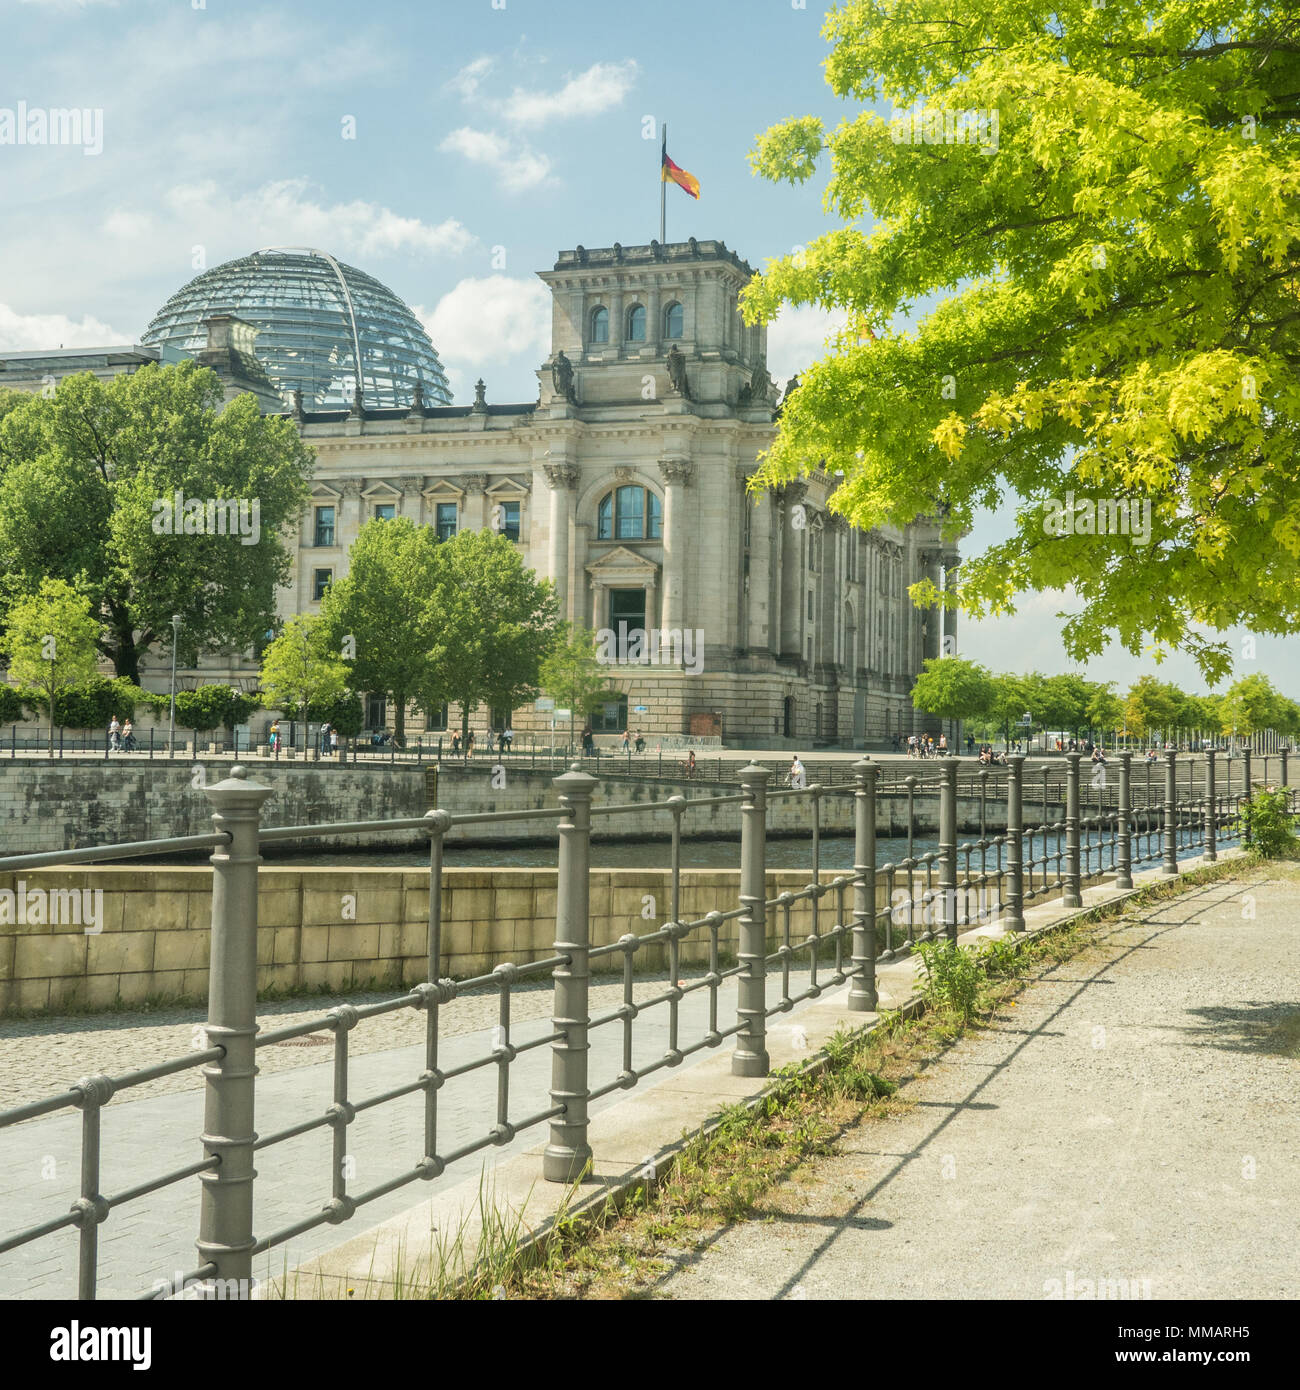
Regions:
[[168, 614, 182, 759]]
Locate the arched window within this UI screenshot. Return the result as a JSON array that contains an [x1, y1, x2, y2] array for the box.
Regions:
[[590, 306, 609, 344], [627, 305, 646, 342], [663, 302, 684, 339], [596, 485, 662, 540]]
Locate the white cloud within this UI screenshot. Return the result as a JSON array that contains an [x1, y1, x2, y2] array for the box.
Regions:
[[502, 60, 638, 126], [101, 178, 478, 262], [0, 303, 123, 350], [439, 127, 553, 193], [765, 304, 848, 383], [416, 275, 551, 402], [446, 56, 496, 101]]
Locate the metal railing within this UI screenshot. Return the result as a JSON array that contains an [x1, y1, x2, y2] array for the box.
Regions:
[[0, 749, 1288, 1299]]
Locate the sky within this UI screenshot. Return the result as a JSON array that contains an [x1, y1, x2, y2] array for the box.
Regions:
[[1, 0, 1293, 696]]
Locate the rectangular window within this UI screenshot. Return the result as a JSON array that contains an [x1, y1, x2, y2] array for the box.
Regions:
[[373, 503, 396, 521], [365, 694, 387, 729], [807, 591, 814, 621], [312, 568, 332, 601], [435, 502, 458, 541], [425, 703, 448, 732], [615, 488, 643, 540], [314, 505, 335, 547], [499, 500, 521, 542]]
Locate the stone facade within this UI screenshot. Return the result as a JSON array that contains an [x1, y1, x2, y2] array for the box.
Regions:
[[282, 240, 956, 746]]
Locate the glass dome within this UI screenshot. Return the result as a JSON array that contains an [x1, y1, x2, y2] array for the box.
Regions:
[[142, 247, 452, 410]]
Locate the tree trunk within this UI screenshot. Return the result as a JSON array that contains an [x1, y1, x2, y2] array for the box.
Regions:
[[393, 692, 407, 745], [48, 693, 55, 757]]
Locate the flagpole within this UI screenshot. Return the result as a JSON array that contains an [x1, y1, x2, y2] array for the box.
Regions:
[[660, 122, 667, 245]]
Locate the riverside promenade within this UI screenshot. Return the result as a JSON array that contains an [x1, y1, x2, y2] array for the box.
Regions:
[[656, 864, 1300, 1301]]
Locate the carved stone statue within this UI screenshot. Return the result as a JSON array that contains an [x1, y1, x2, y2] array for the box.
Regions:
[[473, 378, 488, 412], [290, 388, 304, 422], [407, 383, 424, 418], [740, 359, 773, 406], [551, 350, 576, 403], [666, 343, 690, 399], [351, 384, 364, 417], [783, 373, 800, 404]]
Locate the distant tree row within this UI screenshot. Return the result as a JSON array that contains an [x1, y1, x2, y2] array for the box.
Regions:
[[911, 659, 1300, 746]]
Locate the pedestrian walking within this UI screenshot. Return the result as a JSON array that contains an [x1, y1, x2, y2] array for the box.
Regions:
[[108, 715, 121, 752], [330, 727, 339, 757]]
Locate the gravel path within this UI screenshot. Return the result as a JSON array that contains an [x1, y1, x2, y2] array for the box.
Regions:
[[658, 865, 1300, 1301]]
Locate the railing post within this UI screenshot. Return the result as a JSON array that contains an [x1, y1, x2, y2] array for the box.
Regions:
[[1281, 745, 1289, 788], [1115, 752, 1133, 888], [197, 765, 272, 1297], [544, 765, 597, 1183], [1241, 746, 1253, 848], [1162, 748, 1179, 876], [733, 763, 771, 1076], [1004, 755, 1025, 931], [939, 759, 958, 943], [1204, 748, 1217, 862], [848, 758, 878, 1011], [1064, 752, 1082, 907]]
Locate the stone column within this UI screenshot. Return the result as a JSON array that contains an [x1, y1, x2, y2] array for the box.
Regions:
[[647, 285, 662, 356], [747, 487, 773, 654], [544, 463, 578, 621], [778, 481, 807, 658], [400, 477, 424, 525], [768, 492, 784, 658], [464, 473, 489, 531], [658, 458, 694, 638], [942, 552, 960, 658]]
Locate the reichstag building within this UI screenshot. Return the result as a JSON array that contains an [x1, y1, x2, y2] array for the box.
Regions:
[[0, 241, 957, 746]]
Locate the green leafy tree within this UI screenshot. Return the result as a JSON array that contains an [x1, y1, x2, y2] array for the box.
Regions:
[[1085, 682, 1124, 742], [318, 518, 442, 744], [0, 579, 100, 754], [539, 624, 621, 754], [0, 361, 312, 682], [0, 682, 24, 724], [742, 1, 1300, 683], [910, 655, 992, 725], [259, 615, 350, 729], [1125, 677, 1184, 743], [982, 671, 1031, 748], [1219, 673, 1289, 740], [427, 530, 559, 745]]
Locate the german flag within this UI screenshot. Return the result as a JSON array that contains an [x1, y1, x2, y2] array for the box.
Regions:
[[662, 148, 700, 200]]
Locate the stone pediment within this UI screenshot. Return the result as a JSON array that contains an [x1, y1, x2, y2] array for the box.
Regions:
[[586, 545, 660, 582]]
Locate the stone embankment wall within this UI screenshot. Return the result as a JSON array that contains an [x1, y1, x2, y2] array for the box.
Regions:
[[0, 866, 897, 1013], [0, 760, 1048, 856]]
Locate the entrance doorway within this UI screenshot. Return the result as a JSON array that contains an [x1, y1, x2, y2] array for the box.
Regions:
[[783, 696, 796, 739]]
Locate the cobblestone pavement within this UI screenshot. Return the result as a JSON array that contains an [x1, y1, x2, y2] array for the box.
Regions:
[[656, 869, 1300, 1301], [0, 964, 819, 1299], [0, 968, 717, 1111]]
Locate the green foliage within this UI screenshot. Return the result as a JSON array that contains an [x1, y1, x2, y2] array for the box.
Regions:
[[914, 940, 983, 1022], [318, 518, 443, 742], [1218, 673, 1291, 738], [743, 1, 1300, 681], [910, 655, 992, 721], [173, 685, 260, 734], [259, 615, 351, 723], [47, 674, 150, 729], [0, 683, 23, 723], [312, 690, 364, 738], [0, 579, 100, 752], [426, 529, 559, 739], [538, 624, 620, 739], [1239, 786, 1300, 858], [0, 361, 313, 683]]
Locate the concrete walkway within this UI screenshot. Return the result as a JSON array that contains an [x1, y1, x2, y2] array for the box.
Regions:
[[657, 866, 1300, 1300]]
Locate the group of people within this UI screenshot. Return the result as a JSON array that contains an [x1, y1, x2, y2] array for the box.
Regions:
[[904, 733, 948, 758], [976, 744, 1009, 765], [619, 729, 648, 754], [447, 727, 514, 758], [106, 715, 136, 752]]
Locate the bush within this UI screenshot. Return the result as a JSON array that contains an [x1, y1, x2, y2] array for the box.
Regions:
[[174, 685, 260, 734], [1238, 786, 1299, 858], [0, 683, 23, 723]]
